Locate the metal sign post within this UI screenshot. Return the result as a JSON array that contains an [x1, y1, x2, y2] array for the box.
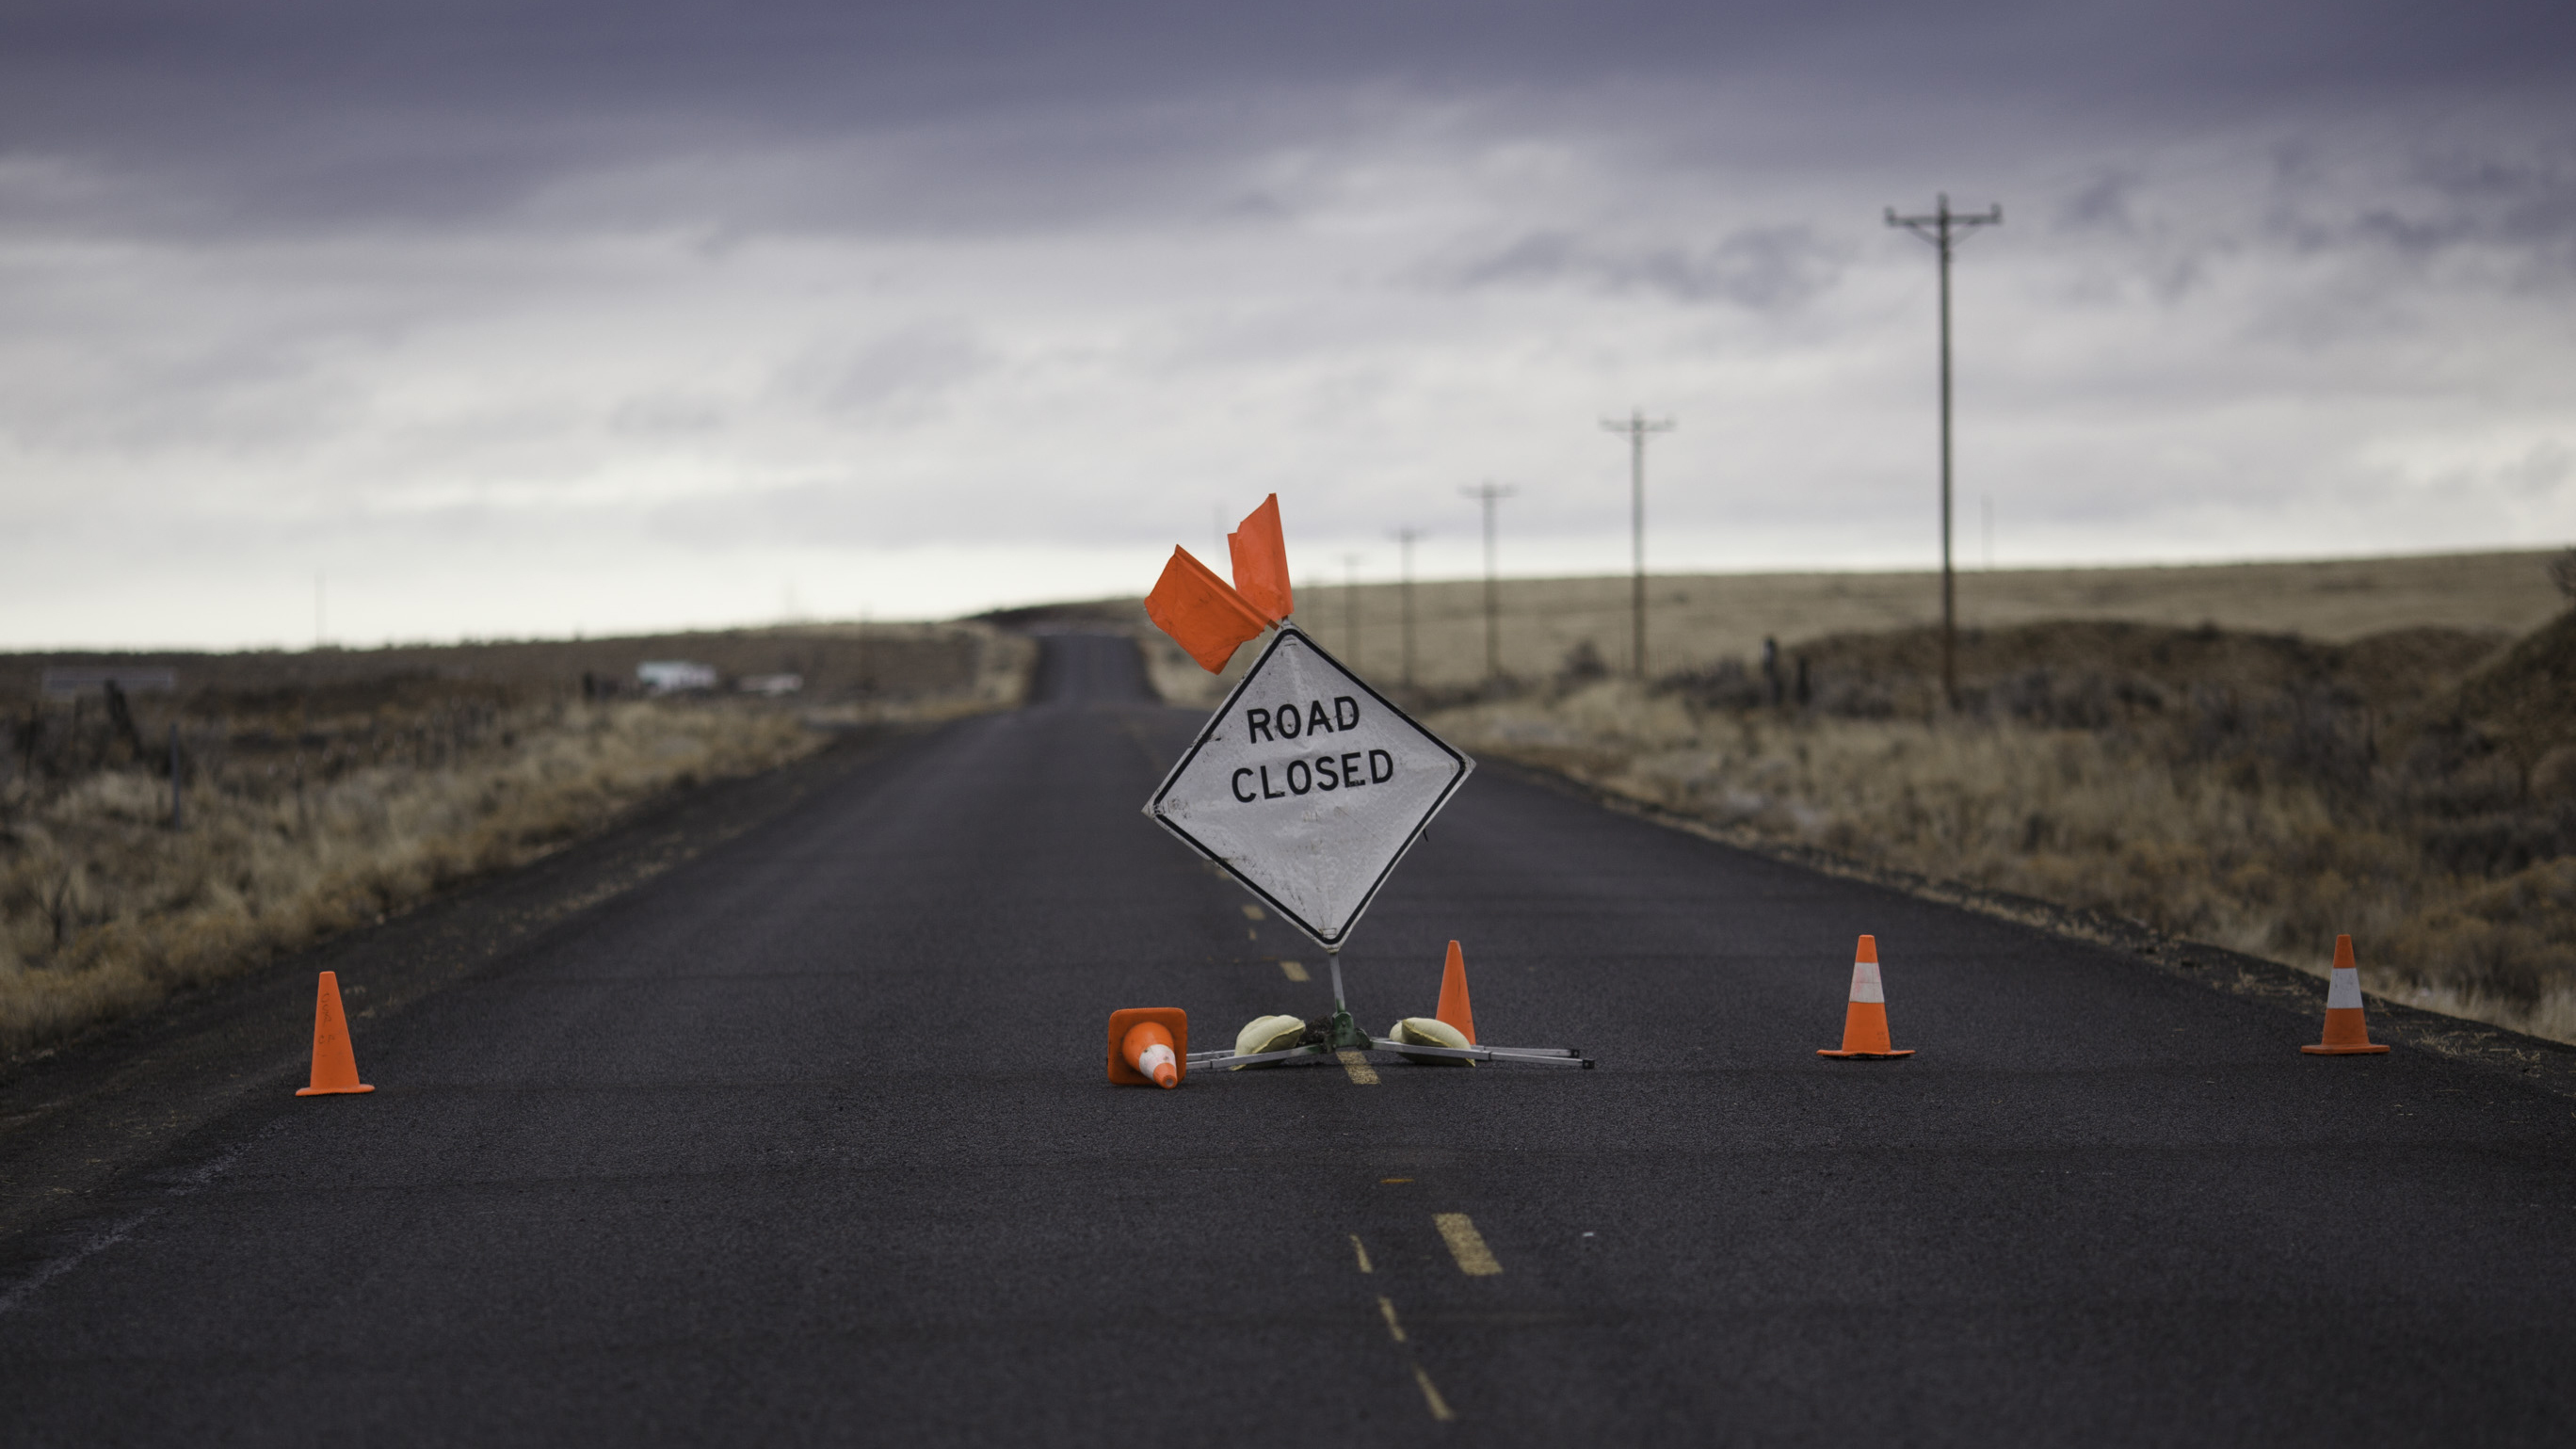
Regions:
[[1145, 622, 1591, 1071]]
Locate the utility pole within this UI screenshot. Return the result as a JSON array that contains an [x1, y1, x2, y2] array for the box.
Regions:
[[1460, 484, 1516, 683], [1340, 553, 1365, 664], [1390, 526, 1424, 686], [1887, 193, 2001, 710], [1600, 409, 1675, 680]]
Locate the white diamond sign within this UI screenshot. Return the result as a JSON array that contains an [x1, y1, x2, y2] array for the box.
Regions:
[[1145, 625, 1472, 948]]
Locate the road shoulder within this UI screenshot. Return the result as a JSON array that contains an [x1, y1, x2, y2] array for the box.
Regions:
[[0, 724, 935, 1244], [1489, 756, 2576, 1101]]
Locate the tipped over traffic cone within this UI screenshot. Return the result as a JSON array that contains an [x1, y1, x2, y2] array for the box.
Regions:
[[296, 971, 374, 1096], [2301, 935, 2391, 1055], [1106, 1006, 1189, 1087], [1436, 941, 1476, 1045], [1818, 935, 1913, 1060]]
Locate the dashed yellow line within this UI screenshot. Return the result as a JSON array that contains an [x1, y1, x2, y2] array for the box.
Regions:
[[1240, 904, 1265, 920], [1412, 1364, 1457, 1421], [1337, 1050, 1380, 1086], [1342, 1232, 1457, 1422], [1377, 1296, 1407, 1343], [1434, 1213, 1502, 1276], [1279, 959, 1311, 982]]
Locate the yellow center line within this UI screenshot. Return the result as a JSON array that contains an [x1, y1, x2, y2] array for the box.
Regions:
[[1350, 1234, 1373, 1273], [1240, 904, 1264, 920], [1434, 1213, 1503, 1276], [1337, 1050, 1380, 1086], [1279, 959, 1311, 982], [1412, 1364, 1457, 1422], [1377, 1296, 1408, 1343]]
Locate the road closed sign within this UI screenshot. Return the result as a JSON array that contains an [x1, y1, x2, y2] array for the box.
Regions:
[[1145, 624, 1472, 947]]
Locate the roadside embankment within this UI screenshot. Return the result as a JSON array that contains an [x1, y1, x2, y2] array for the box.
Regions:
[[1420, 611, 2576, 1046], [0, 622, 1034, 1060]]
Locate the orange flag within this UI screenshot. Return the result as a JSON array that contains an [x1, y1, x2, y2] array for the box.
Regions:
[[1145, 547, 1270, 672], [1226, 493, 1294, 622]]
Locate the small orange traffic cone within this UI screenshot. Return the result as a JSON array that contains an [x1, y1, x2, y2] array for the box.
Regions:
[[296, 971, 374, 1096], [2301, 935, 2391, 1055], [1818, 935, 1913, 1060], [1106, 1006, 1189, 1087], [1436, 941, 1476, 1045]]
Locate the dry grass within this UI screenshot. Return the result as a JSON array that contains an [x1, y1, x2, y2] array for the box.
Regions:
[[0, 623, 1035, 1059], [1420, 609, 2576, 1046]]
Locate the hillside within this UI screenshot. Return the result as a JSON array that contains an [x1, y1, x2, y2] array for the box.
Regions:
[[1119, 548, 2564, 703]]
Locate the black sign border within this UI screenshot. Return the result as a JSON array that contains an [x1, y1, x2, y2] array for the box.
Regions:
[[1144, 622, 1473, 950]]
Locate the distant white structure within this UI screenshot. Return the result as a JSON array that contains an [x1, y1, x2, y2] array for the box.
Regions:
[[736, 672, 804, 697], [636, 660, 719, 695]]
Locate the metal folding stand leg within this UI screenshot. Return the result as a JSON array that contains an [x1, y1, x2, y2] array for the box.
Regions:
[[1184, 947, 1596, 1071], [1366, 1038, 1592, 1068], [1184, 1043, 1333, 1070]]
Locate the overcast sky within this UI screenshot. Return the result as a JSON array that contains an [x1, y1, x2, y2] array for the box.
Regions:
[[2, 0, 2571, 648]]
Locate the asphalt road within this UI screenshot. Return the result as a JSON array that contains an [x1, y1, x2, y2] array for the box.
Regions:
[[5, 632, 2575, 1446]]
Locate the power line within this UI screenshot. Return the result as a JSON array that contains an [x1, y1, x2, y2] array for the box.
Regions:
[[1600, 409, 1675, 680], [1459, 483, 1517, 684], [1886, 192, 2002, 710]]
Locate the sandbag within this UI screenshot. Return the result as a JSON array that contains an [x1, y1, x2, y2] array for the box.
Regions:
[[1232, 1013, 1307, 1068], [1389, 1016, 1473, 1066]]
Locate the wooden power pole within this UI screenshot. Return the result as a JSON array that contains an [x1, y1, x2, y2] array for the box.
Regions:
[[1600, 410, 1675, 680], [1459, 484, 1516, 683], [1886, 193, 2001, 709], [1390, 526, 1424, 687]]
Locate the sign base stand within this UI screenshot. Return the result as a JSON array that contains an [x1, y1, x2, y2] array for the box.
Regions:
[[1188, 947, 1595, 1071]]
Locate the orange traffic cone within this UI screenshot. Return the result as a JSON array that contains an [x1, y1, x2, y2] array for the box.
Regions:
[[1106, 1007, 1189, 1088], [296, 971, 374, 1096], [1436, 941, 1476, 1045], [2301, 935, 2391, 1055], [1818, 935, 1913, 1060]]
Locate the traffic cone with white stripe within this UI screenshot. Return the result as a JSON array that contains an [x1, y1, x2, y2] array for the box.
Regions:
[[1106, 1007, 1189, 1087], [1818, 935, 1913, 1059], [2301, 935, 2390, 1055]]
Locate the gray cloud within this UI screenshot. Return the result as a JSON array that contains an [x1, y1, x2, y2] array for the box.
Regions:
[[778, 322, 996, 421], [3, 0, 2569, 239], [2256, 138, 2576, 276], [609, 393, 728, 439], [3, 0, 2575, 645], [1436, 225, 1849, 310]]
